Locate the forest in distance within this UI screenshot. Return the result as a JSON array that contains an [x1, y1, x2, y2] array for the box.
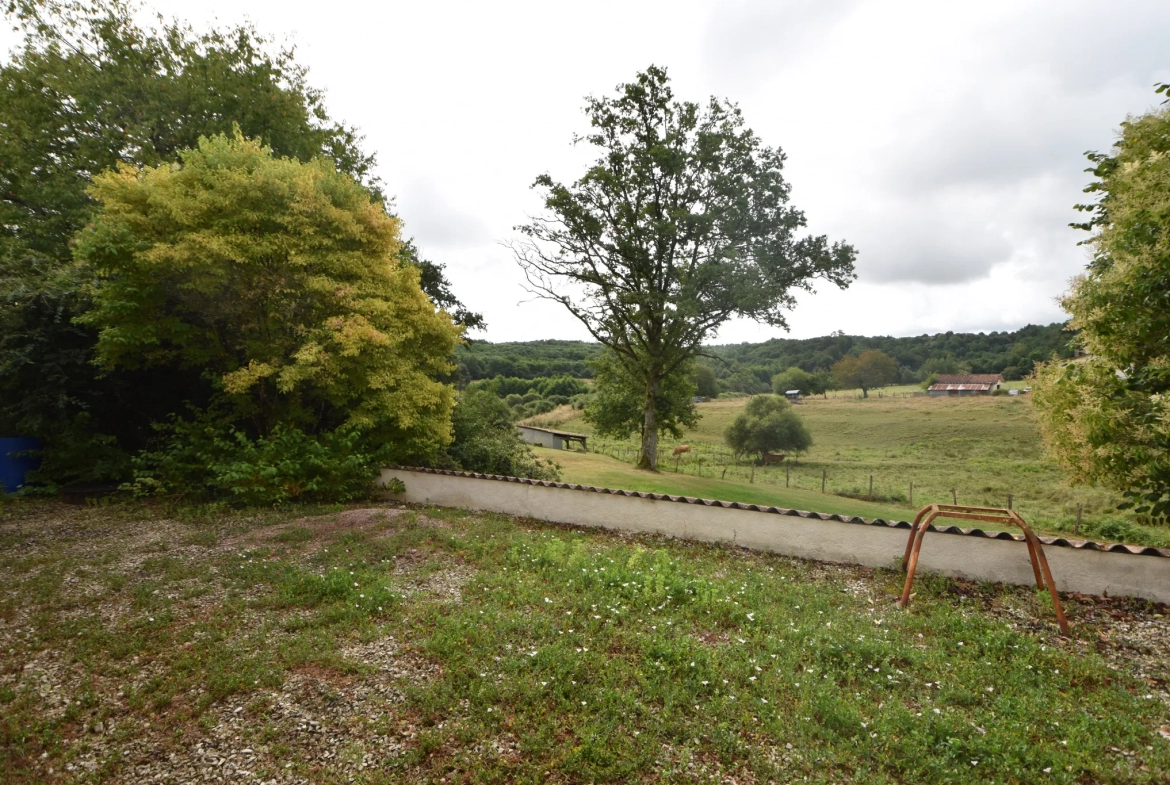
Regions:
[[456, 322, 1075, 389]]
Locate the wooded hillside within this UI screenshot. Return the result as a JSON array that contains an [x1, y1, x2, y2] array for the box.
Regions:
[[456, 323, 1074, 388]]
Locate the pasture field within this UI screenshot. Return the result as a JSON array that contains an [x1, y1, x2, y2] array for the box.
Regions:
[[2, 500, 1169, 784], [543, 393, 1167, 546], [532, 448, 912, 523]]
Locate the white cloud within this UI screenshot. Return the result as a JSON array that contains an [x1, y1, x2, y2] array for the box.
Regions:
[[5, 0, 1167, 341]]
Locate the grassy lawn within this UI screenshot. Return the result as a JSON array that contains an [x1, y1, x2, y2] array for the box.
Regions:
[[3, 500, 1169, 783], [542, 394, 1170, 546], [533, 447, 912, 523]]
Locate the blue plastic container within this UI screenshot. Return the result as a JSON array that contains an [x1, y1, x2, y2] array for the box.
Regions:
[[0, 437, 41, 493]]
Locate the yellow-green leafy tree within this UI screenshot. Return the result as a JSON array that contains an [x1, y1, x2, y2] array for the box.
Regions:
[[1032, 97, 1170, 518], [76, 132, 460, 468]]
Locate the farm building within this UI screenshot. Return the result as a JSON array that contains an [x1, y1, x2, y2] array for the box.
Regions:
[[927, 373, 1004, 396], [516, 425, 588, 451], [784, 389, 803, 403]]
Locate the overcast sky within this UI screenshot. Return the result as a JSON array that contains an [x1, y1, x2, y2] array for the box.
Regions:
[[12, 0, 1170, 343]]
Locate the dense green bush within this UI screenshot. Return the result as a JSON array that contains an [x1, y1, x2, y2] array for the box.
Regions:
[[1081, 518, 1154, 546], [126, 421, 384, 506], [724, 395, 812, 463], [446, 390, 560, 480]]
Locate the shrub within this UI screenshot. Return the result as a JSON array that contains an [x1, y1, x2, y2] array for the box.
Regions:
[[1081, 517, 1153, 546], [126, 420, 384, 505], [446, 390, 559, 480]]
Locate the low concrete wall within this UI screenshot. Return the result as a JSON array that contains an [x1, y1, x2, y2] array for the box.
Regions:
[[380, 467, 1170, 604]]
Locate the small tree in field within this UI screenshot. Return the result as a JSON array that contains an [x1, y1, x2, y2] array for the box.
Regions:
[[832, 350, 897, 398], [512, 66, 855, 470], [810, 369, 834, 398], [724, 395, 811, 464], [771, 366, 815, 396]]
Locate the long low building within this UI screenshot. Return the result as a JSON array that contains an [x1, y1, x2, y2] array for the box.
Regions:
[[516, 424, 588, 450], [928, 373, 1004, 396]]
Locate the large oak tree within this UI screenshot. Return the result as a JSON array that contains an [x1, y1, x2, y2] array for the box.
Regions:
[[513, 66, 855, 468]]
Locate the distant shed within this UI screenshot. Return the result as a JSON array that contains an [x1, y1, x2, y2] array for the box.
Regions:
[[516, 425, 588, 451], [928, 373, 1004, 397], [784, 389, 803, 403]]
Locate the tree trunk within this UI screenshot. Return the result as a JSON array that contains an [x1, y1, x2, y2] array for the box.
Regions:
[[861, 386, 869, 398], [637, 377, 660, 470]]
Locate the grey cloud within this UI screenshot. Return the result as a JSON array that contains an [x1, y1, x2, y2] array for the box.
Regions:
[[395, 180, 492, 249], [850, 214, 1013, 285], [996, 0, 1170, 93], [702, 0, 862, 80], [709, 2, 1168, 291]]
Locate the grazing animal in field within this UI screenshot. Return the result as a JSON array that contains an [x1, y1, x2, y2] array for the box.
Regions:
[[672, 445, 691, 457], [762, 452, 786, 465]]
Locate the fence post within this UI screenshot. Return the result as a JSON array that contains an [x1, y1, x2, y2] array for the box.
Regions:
[[909, 481, 913, 507], [951, 488, 957, 505], [750, 464, 755, 484], [1007, 493, 1013, 510], [1075, 503, 1083, 536], [785, 463, 789, 487], [868, 475, 873, 502], [821, 469, 826, 494]]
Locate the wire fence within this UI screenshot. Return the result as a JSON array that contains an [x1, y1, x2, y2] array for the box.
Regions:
[[585, 438, 1040, 518]]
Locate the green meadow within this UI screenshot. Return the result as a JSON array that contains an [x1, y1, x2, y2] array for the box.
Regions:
[[538, 393, 1167, 547]]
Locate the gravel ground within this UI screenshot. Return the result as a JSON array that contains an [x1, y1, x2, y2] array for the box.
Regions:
[[1, 500, 1168, 783]]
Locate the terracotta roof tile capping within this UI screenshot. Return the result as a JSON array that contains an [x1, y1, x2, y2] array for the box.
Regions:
[[384, 466, 1169, 558]]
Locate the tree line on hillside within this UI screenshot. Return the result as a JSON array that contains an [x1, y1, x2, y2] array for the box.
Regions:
[[456, 340, 599, 380], [458, 322, 1074, 390]]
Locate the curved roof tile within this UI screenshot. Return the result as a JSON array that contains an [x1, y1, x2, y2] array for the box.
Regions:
[[385, 466, 1170, 558]]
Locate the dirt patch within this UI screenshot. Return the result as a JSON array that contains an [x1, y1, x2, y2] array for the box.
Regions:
[[228, 507, 452, 554], [695, 630, 731, 647]]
